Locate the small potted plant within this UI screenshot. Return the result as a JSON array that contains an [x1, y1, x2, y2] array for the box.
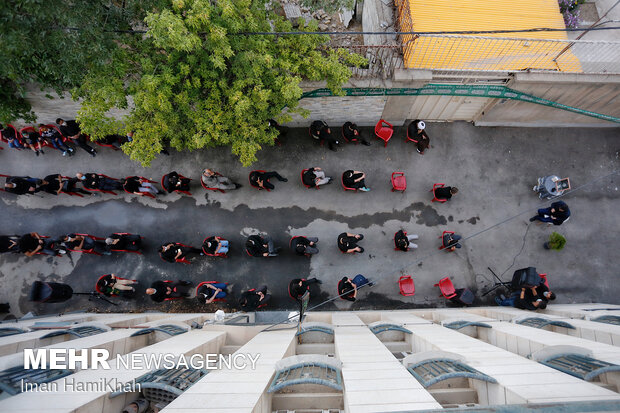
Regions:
[[544, 232, 566, 250]]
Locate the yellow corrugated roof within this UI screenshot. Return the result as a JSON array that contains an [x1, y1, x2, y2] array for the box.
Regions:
[[399, 0, 581, 71]]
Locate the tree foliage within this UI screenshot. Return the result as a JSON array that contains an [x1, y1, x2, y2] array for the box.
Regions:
[[75, 0, 366, 166], [0, 0, 156, 123], [298, 0, 355, 14]]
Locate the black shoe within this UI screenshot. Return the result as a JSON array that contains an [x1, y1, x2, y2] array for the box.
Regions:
[[157, 190, 166, 195], [90, 151, 97, 157], [316, 279, 323, 284], [362, 141, 371, 146], [368, 282, 374, 287], [40, 149, 44, 154], [280, 177, 288, 182], [325, 177, 333, 184], [529, 217, 536, 222], [35, 151, 40, 156], [234, 183, 243, 189], [161, 149, 170, 156], [357, 247, 364, 253], [180, 280, 192, 286], [357, 234, 364, 240]]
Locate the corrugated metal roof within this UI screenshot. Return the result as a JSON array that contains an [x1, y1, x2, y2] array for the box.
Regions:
[[398, 0, 582, 72]]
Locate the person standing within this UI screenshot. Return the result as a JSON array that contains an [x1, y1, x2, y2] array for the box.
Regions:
[[407, 119, 430, 154], [530, 201, 571, 225]]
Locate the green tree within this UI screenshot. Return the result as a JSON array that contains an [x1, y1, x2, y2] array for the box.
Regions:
[[75, 0, 366, 166], [0, 0, 156, 123]]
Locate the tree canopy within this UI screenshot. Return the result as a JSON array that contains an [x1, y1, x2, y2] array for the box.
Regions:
[[73, 0, 365, 166], [0, 0, 155, 123]]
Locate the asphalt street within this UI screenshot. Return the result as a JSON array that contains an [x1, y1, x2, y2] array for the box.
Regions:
[[0, 122, 618, 318]]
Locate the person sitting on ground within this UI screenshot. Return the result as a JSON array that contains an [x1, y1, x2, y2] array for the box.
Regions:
[[342, 170, 370, 191], [39, 124, 74, 156], [196, 282, 228, 304], [96, 274, 138, 297], [3, 176, 40, 195], [202, 236, 229, 256], [105, 233, 142, 252], [529, 201, 570, 226], [245, 234, 280, 257], [288, 278, 321, 300], [60, 233, 110, 255], [158, 242, 203, 263], [22, 130, 44, 156], [249, 170, 288, 190], [239, 285, 271, 310], [310, 120, 339, 151], [0, 235, 20, 254], [302, 167, 332, 188], [56, 118, 97, 157], [496, 287, 547, 311], [291, 236, 319, 256], [434, 186, 458, 201], [408, 119, 430, 154], [18, 232, 64, 256], [201, 168, 241, 191], [0, 124, 24, 149], [442, 232, 462, 251], [338, 274, 373, 302], [123, 176, 163, 196], [338, 232, 364, 254], [394, 229, 419, 252], [162, 171, 191, 193], [76, 172, 123, 192], [342, 121, 370, 146], [146, 280, 192, 302]]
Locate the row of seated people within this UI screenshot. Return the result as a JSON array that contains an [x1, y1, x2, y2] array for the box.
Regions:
[[0, 232, 142, 257], [309, 119, 431, 153], [0, 120, 134, 157]]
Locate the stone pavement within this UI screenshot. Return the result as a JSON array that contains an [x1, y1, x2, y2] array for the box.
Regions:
[[0, 122, 618, 318]]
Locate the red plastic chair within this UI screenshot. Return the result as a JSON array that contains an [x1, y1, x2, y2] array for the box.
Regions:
[[301, 169, 319, 190], [405, 127, 419, 144], [341, 174, 358, 192], [65, 233, 105, 256], [108, 233, 143, 254], [123, 176, 157, 198], [434, 277, 457, 300], [431, 183, 448, 203], [438, 231, 455, 251], [399, 275, 415, 297], [201, 172, 226, 193], [94, 140, 120, 151], [196, 281, 227, 303], [374, 119, 393, 147], [202, 237, 228, 258], [249, 170, 271, 191], [391, 172, 406, 192], [161, 173, 192, 196]]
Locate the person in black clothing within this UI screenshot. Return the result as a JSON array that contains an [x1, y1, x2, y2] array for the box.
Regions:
[[105, 233, 142, 252], [0, 235, 20, 254], [394, 229, 419, 252], [338, 275, 372, 302], [434, 186, 458, 201], [100, 134, 130, 149], [146, 280, 192, 302], [291, 236, 319, 256], [310, 120, 339, 151], [342, 170, 370, 191], [268, 119, 288, 139], [60, 233, 109, 255], [496, 287, 546, 310], [19, 232, 64, 257], [22, 130, 44, 156], [37, 174, 63, 195], [245, 234, 279, 257], [3, 176, 40, 195], [162, 171, 191, 193], [288, 278, 321, 300], [123, 176, 163, 196], [302, 167, 332, 188], [239, 285, 271, 310], [530, 201, 571, 225], [158, 242, 203, 263], [407, 119, 430, 154], [56, 118, 97, 157], [196, 282, 228, 304], [532, 283, 556, 303], [342, 122, 370, 146], [96, 274, 138, 297], [59, 176, 92, 196], [249, 170, 288, 190], [0, 124, 24, 149], [76, 173, 123, 192], [338, 232, 364, 254], [202, 236, 229, 256]]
